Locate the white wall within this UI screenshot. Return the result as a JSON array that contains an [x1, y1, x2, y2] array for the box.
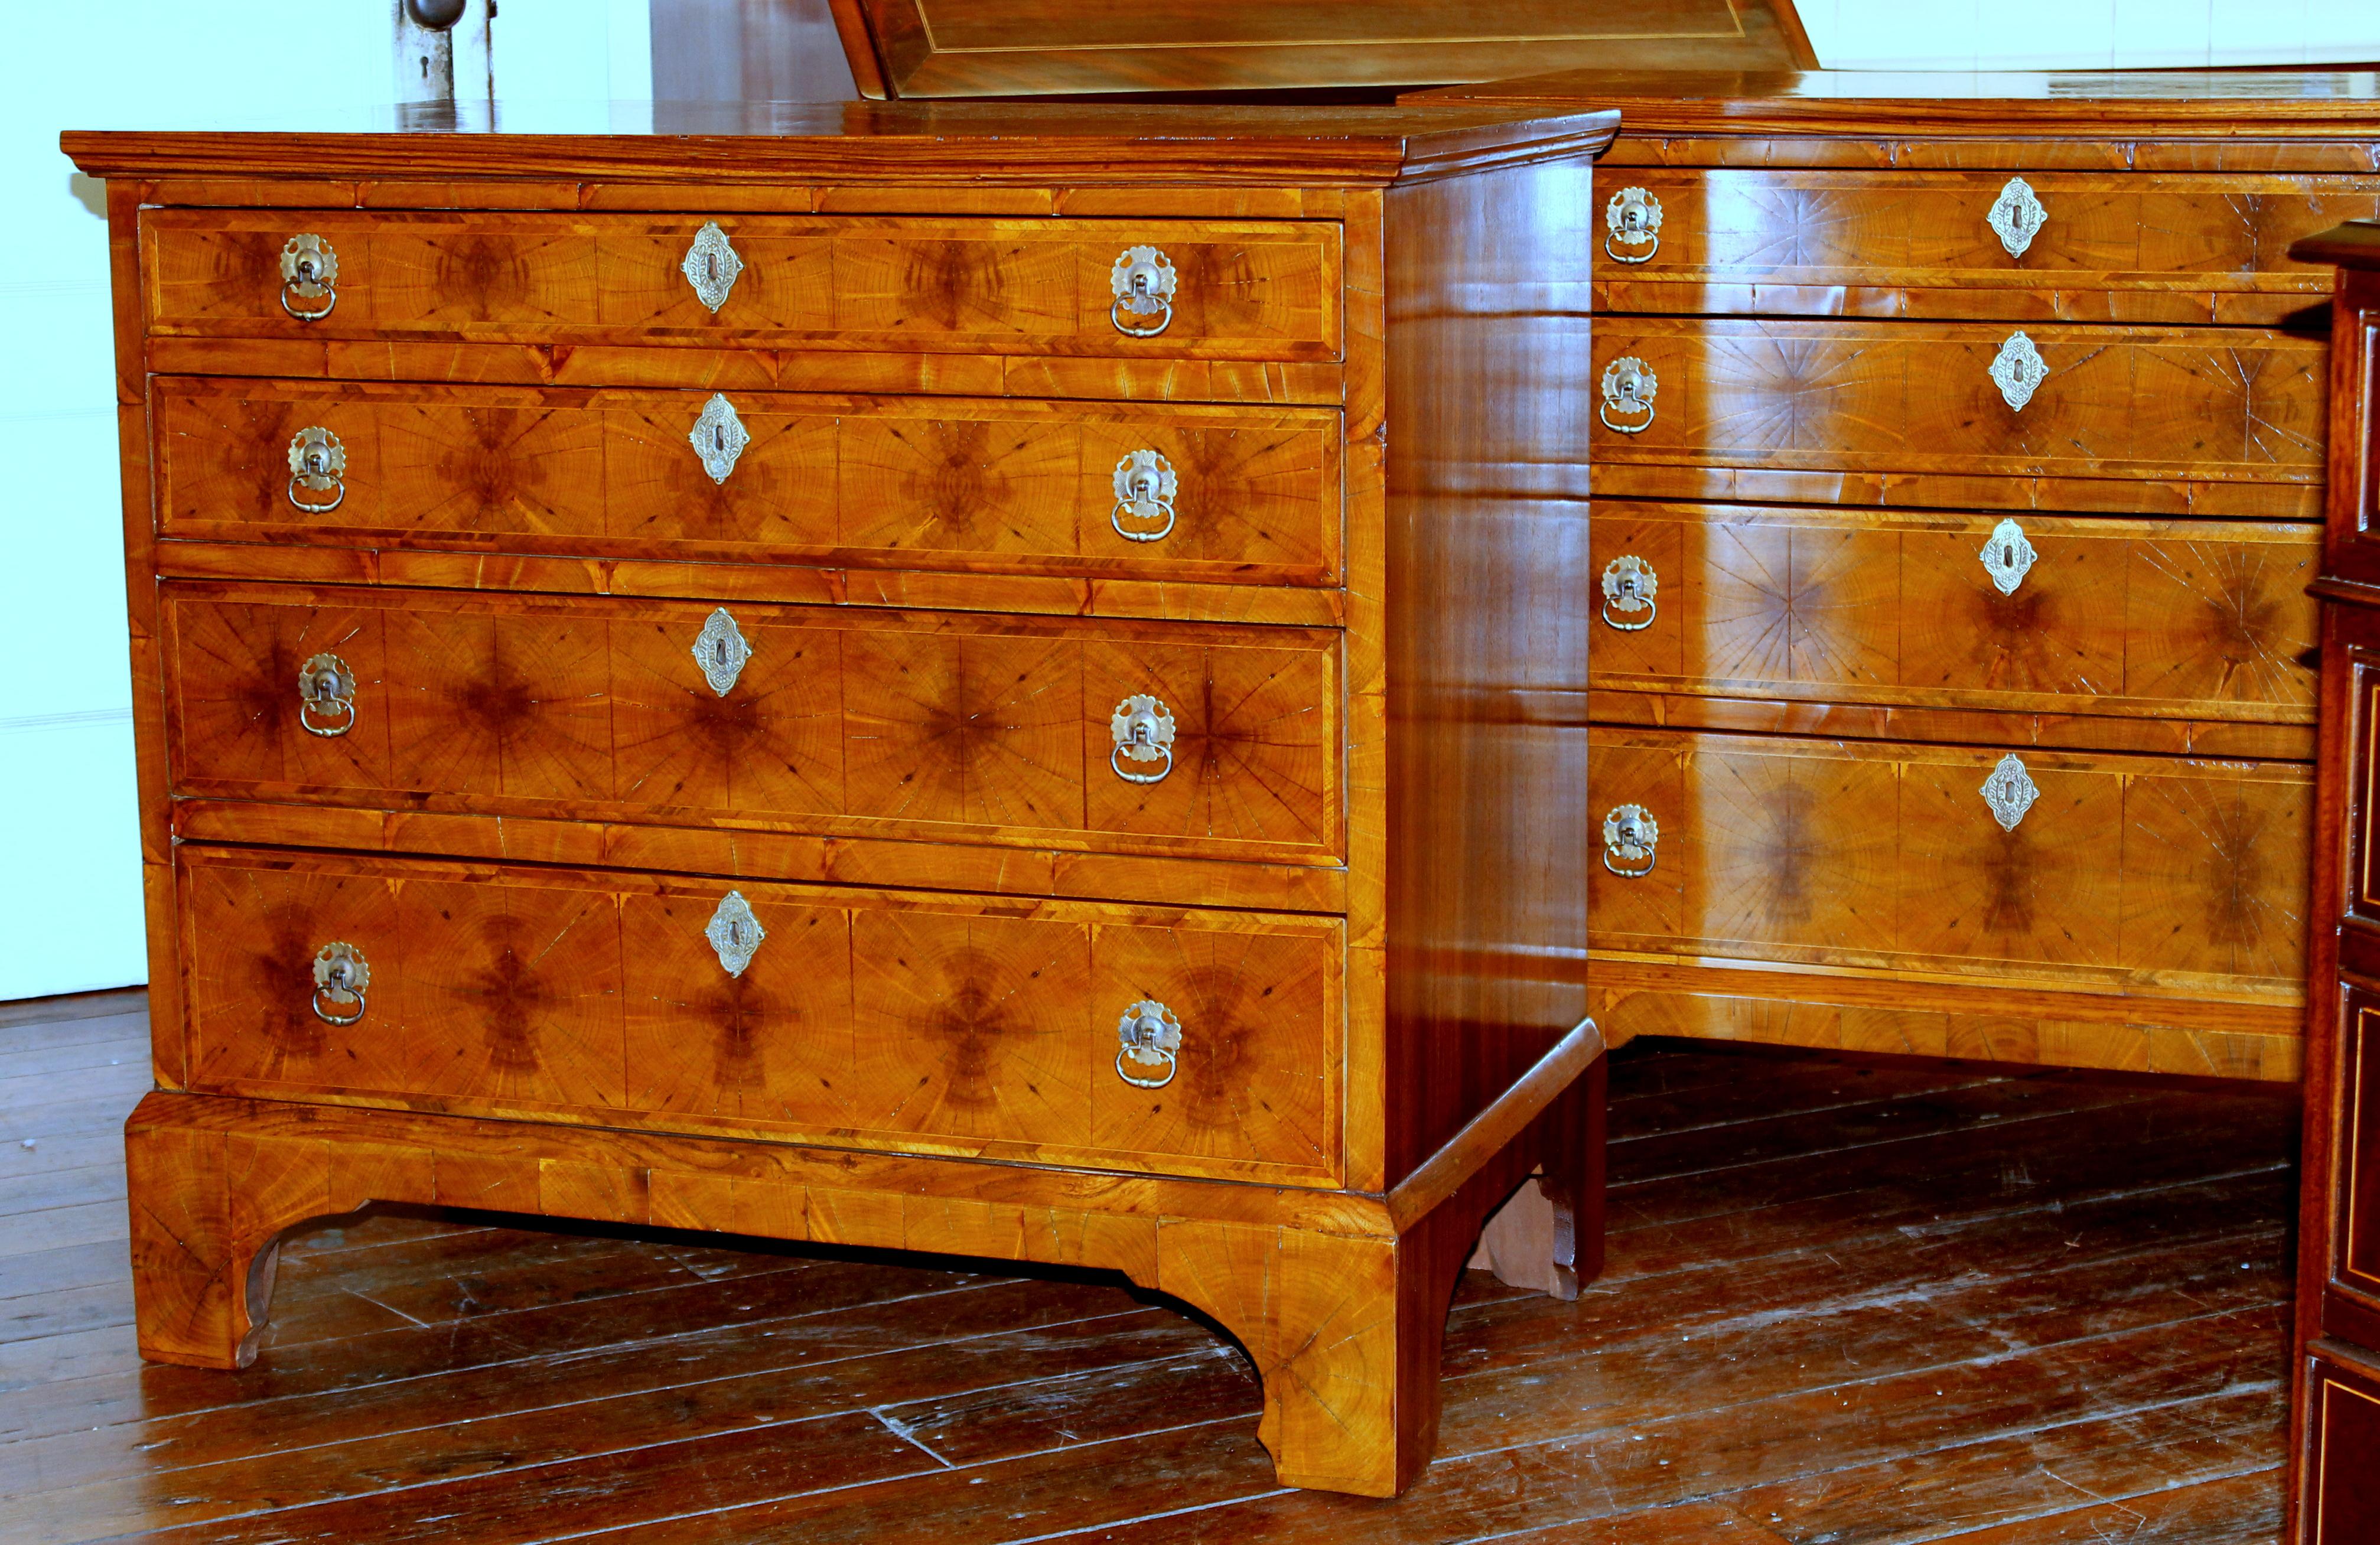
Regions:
[[1801, 0, 2380, 70], [1, 3, 650, 1002]]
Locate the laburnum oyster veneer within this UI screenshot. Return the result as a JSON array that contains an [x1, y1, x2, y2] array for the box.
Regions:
[[61, 102, 1619, 1498], [1414, 68, 2380, 1086]]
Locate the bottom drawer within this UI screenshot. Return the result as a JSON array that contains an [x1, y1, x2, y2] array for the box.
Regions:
[[1589, 728, 2311, 1000], [175, 847, 1342, 1187]]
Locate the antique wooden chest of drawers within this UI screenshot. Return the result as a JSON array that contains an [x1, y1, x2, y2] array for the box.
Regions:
[[1417, 69, 2380, 1085], [63, 101, 1619, 1498]]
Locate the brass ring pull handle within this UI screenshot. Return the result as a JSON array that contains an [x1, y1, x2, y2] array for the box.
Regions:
[[297, 651, 358, 738], [1110, 245, 1177, 337], [1600, 555, 1659, 631], [310, 941, 370, 1026], [1598, 357, 1658, 435], [681, 221, 744, 314], [1604, 187, 1663, 265], [1115, 999, 1183, 1089], [1109, 449, 1178, 543], [1109, 693, 1176, 785], [1601, 804, 1659, 879], [285, 426, 347, 513], [279, 234, 338, 321]]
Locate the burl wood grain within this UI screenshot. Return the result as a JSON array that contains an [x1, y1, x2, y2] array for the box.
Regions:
[[141, 210, 1343, 360], [176, 846, 1344, 1186], [1590, 727, 2312, 1002], [1590, 501, 2320, 723], [1589, 168, 2379, 324], [1590, 319, 2327, 512], [162, 584, 1341, 866]]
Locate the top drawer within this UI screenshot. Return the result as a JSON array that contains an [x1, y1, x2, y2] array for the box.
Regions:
[[1593, 171, 2380, 324], [141, 211, 1343, 361]]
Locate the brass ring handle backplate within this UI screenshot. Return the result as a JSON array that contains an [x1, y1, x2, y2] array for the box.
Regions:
[[1604, 187, 1663, 265], [1600, 554, 1659, 631], [1110, 449, 1178, 542], [1110, 245, 1177, 337], [1109, 694, 1176, 784], [1116, 999, 1183, 1088], [1599, 356, 1658, 435], [279, 234, 338, 321], [286, 426, 347, 513], [1602, 804, 1659, 878], [311, 941, 370, 1025], [297, 651, 358, 738]]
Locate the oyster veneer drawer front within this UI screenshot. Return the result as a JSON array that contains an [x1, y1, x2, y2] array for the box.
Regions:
[[176, 846, 1342, 1187], [155, 379, 1342, 585], [164, 585, 1342, 867], [1590, 503, 2319, 722], [141, 210, 1343, 359], [1588, 728, 2311, 1000], [1588, 319, 2326, 506], [1591, 171, 2380, 323]]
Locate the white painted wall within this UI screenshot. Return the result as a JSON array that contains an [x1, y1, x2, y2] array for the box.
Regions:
[[1, 3, 650, 1002], [1801, 0, 2380, 70]]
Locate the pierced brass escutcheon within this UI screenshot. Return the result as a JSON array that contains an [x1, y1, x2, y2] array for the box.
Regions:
[[286, 426, 347, 513], [1979, 754, 2040, 832], [310, 941, 370, 1026], [1110, 246, 1177, 337], [1987, 177, 2048, 259], [1978, 518, 2038, 597], [1599, 357, 1658, 435], [1988, 331, 2049, 412], [279, 234, 338, 321], [689, 393, 750, 484], [1109, 695, 1177, 784], [681, 221, 744, 314], [704, 891, 766, 977], [691, 608, 753, 697], [1116, 999, 1183, 1089], [297, 651, 358, 738], [1110, 449, 1178, 542]]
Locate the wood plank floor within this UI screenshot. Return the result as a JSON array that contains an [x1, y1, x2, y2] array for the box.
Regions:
[[0, 993, 2300, 1543]]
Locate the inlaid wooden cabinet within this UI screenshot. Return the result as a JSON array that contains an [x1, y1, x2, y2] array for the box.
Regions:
[[66, 102, 1620, 1498], [1417, 70, 2380, 1084]]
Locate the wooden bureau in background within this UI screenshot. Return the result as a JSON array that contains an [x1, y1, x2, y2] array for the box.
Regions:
[[1418, 69, 2380, 1087], [61, 101, 1618, 1498]]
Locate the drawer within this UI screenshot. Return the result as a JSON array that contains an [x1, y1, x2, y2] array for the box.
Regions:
[[163, 585, 1343, 866], [154, 379, 1342, 585], [1591, 170, 2380, 323], [1589, 728, 2310, 999], [1589, 318, 2326, 513], [141, 210, 1343, 360], [174, 846, 1342, 1185], [1591, 503, 2318, 722]]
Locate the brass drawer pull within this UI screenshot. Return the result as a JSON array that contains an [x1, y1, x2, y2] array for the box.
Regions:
[[1979, 518, 2037, 595], [691, 607, 753, 696], [1111, 450, 1178, 542], [1604, 187, 1663, 264], [310, 941, 370, 1026], [681, 221, 744, 314], [1979, 753, 2040, 832], [1110, 694, 1176, 784], [1603, 804, 1658, 878], [1600, 357, 1658, 435], [285, 426, 347, 513], [1116, 999, 1183, 1088], [1601, 555, 1659, 631], [1987, 177, 2047, 258], [1989, 331, 2049, 411], [1110, 246, 1177, 337], [297, 652, 359, 738], [704, 891, 766, 977], [279, 234, 338, 321], [689, 393, 750, 484]]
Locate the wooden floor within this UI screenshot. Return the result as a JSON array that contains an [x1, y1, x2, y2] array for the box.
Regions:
[[1, 992, 2300, 1544]]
